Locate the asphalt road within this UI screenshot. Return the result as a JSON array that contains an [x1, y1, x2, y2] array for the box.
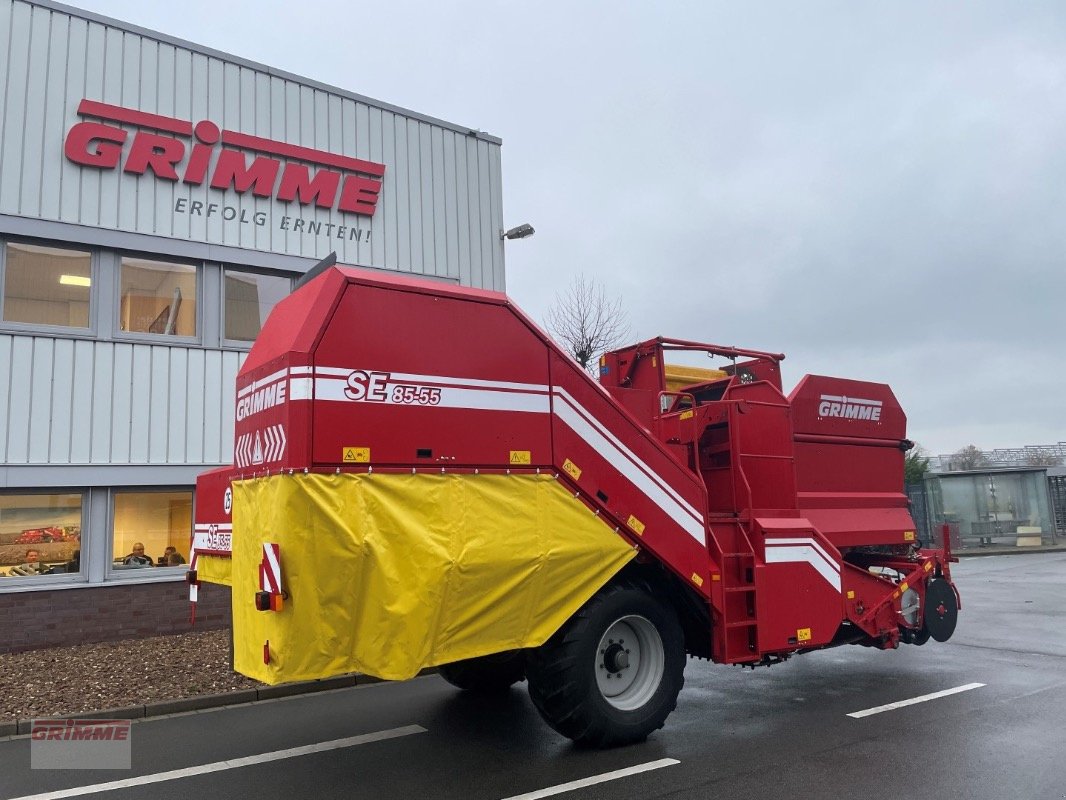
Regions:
[[2, 553, 1064, 800]]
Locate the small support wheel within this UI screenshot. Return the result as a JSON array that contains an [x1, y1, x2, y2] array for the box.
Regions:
[[923, 578, 959, 643], [438, 651, 527, 692], [526, 579, 685, 747]]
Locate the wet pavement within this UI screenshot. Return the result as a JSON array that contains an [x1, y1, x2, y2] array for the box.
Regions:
[[1, 553, 1063, 800]]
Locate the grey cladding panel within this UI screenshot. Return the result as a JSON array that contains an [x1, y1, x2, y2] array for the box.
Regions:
[[0, 333, 241, 466]]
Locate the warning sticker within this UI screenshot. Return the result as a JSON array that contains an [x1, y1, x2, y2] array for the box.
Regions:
[[690, 572, 705, 587], [626, 515, 646, 536], [509, 450, 531, 465], [343, 447, 370, 463], [562, 458, 582, 481], [797, 627, 812, 642], [903, 530, 916, 541]]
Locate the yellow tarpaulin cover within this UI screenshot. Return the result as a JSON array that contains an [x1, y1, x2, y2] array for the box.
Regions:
[[663, 364, 728, 394], [195, 554, 231, 586], [227, 472, 636, 684]]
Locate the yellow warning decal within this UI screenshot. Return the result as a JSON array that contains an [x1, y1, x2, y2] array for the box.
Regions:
[[847, 590, 855, 600], [626, 515, 646, 536], [797, 628, 812, 642], [562, 458, 582, 481], [899, 581, 909, 593], [690, 572, 705, 587], [509, 450, 531, 465], [924, 561, 933, 572], [904, 530, 916, 541], [343, 447, 370, 463], [680, 410, 694, 420], [711, 573, 721, 582]]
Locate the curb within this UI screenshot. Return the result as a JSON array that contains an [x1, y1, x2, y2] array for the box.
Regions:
[[957, 545, 1066, 558], [3, 669, 434, 737]]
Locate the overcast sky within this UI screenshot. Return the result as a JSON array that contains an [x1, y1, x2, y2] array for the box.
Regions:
[[76, 0, 1065, 456]]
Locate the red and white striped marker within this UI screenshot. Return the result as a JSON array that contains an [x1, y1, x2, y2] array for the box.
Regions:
[[260, 543, 282, 594]]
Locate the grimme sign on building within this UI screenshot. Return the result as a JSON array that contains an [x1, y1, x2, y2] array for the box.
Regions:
[[64, 99, 385, 243], [0, 0, 505, 282]]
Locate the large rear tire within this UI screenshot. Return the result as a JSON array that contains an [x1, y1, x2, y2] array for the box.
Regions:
[[438, 650, 527, 692], [526, 579, 685, 747]]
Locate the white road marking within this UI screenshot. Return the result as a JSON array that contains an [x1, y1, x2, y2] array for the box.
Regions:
[[11, 724, 426, 800], [499, 758, 681, 800], [847, 683, 986, 719]]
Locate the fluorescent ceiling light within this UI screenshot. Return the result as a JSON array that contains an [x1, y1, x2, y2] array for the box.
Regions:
[[59, 274, 91, 287]]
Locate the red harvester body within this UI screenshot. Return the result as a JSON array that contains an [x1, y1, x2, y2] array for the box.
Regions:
[[195, 260, 959, 746]]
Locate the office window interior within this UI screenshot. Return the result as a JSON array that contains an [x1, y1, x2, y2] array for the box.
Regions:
[[224, 269, 290, 341], [2, 242, 91, 328], [119, 258, 197, 336], [0, 493, 83, 577], [112, 491, 192, 569]]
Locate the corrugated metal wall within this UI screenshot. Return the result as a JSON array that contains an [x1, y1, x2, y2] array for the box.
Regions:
[[0, 333, 242, 465], [0, 0, 505, 290]]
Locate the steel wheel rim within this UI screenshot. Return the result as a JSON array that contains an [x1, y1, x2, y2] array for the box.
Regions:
[[595, 615, 664, 711]]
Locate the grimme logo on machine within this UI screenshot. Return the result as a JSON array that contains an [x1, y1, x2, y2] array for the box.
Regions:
[[236, 379, 287, 421], [817, 394, 882, 421], [64, 99, 384, 226]]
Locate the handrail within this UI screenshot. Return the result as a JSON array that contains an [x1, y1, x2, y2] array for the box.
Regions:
[[654, 391, 696, 443]]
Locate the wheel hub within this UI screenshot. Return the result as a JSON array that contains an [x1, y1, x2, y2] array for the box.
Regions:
[[602, 641, 630, 673], [594, 615, 665, 711]]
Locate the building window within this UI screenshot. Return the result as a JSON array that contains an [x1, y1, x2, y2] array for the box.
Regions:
[[119, 257, 197, 337], [112, 490, 192, 570], [223, 269, 290, 342], [0, 493, 83, 577], [2, 242, 91, 328]]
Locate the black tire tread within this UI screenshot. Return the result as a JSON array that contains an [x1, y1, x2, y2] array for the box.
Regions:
[[438, 650, 527, 692], [526, 577, 685, 747]]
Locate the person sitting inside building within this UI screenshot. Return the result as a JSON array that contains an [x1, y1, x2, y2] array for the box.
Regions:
[[63, 549, 81, 574], [122, 542, 154, 567], [158, 546, 186, 567], [9, 549, 44, 576]]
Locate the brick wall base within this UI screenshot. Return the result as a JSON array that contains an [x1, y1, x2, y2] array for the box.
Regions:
[[0, 582, 231, 654]]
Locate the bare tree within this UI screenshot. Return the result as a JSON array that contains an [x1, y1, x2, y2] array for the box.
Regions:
[[1025, 452, 1064, 467], [949, 444, 990, 471], [545, 275, 631, 372]]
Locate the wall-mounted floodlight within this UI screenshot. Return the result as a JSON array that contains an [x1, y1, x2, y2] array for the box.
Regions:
[[501, 223, 535, 240]]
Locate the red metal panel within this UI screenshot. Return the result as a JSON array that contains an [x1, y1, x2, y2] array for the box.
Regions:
[[753, 518, 844, 652], [309, 281, 552, 467], [548, 351, 712, 598], [789, 375, 915, 550]]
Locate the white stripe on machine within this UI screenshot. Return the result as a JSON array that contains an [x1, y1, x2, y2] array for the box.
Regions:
[[764, 538, 841, 591]]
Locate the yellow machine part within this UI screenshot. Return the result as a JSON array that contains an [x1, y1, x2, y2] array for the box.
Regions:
[[195, 554, 232, 585], [663, 364, 728, 394], [226, 472, 636, 684]]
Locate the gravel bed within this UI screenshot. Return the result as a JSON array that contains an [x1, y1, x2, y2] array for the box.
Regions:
[[0, 629, 261, 721]]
